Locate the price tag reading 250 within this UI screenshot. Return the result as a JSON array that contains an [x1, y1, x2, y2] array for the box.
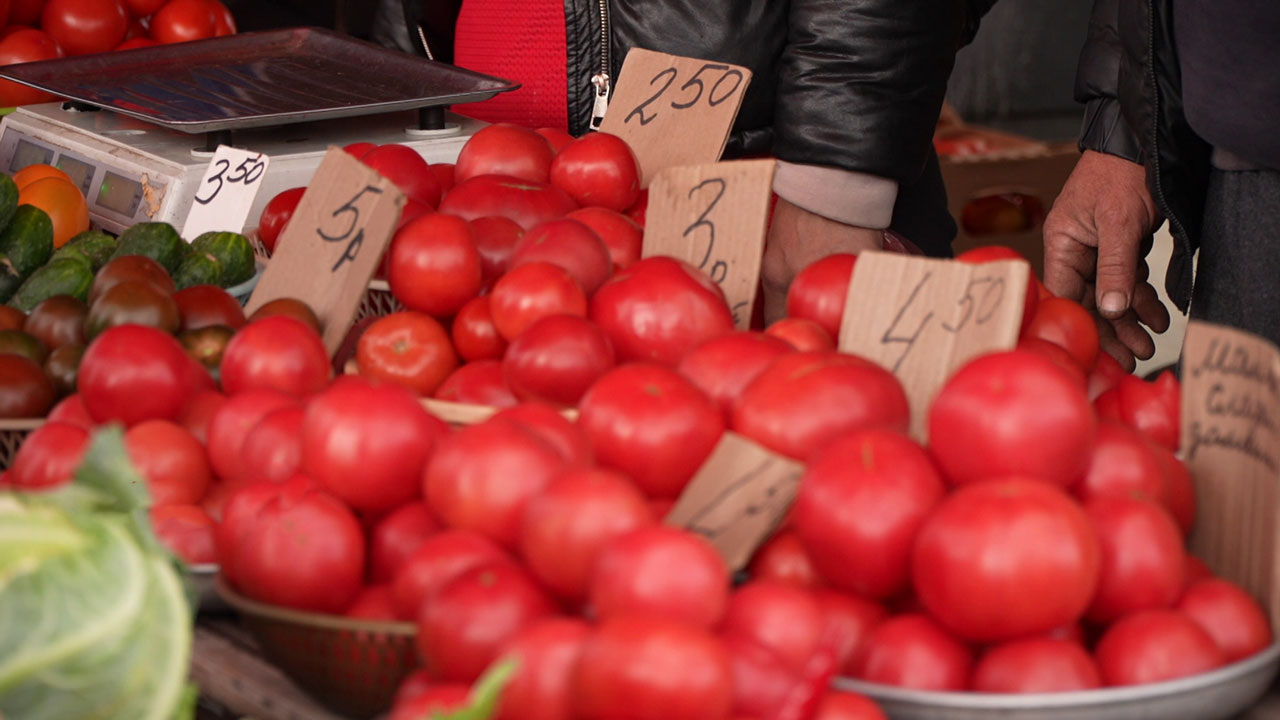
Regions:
[[181, 145, 270, 240]]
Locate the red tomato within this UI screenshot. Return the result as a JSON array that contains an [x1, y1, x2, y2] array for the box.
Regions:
[[210, 0, 233, 36], [214, 479, 295, 582], [388, 685, 471, 720], [391, 529, 510, 620], [78, 324, 199, 426], [748, 530, 823, 589], [535, 127, 575, 153], [956, 245, 1038, 334], [256, 187, 305, 255], [972, 638, 1101, 692], [433, 360, 518, 407], [764, 317, 835, 352], [509, 218, 612, 296], [1076, 420, 1168, 505], [417, 562, 557, 682], [0, 29, 61, 103], [174, 285, 246, 331], [1017, 336, 1087, 389], [150, 503, 217, 565], [1185, 554, 1214, 588], [626, 190, 649, 227], [149, 0, 217, 43], [1086, 346, 1129, 401], [1024, 297, 1100, 372], [927, 349, 1096, 487], [490, 262, 588, 341], [1155, 445, 1196, 536], [470, 215, 524, 288], [494, 618, 591, 720], [234, 406, 304, 485], [853, 614, 972, 691], [178, 388, 224, 446], [548, 132, 640, 211], [721, 581, 825, 673], [503, 314, 615, 406], [345, 584, 398, 620], [124, 0, 164, 15], [573, 617, 733, 720], [816, 590, 888, 673], [388, 213, 483, 317], [1177, 578, 1272, 662], [9, 0, 49, 25], [590, 256, 734, 366], [1094, 609, 1225, 686], [732, 352, 910, 461], [302, 375, 448, 515], [589, 526, 729, 629], [7, 421, 88, 490], [810, 691, 886, 720], [455, 123, 556, 185], [0, 353, 55, 418], [677, 331, 792, 419], [519, 467, 654, 602], [724, 635, 799, 719], [368, 502, 439, 585], [439, 174, 579, 231], [578, 363, 724, 498], [566, 207, 643, 271], [124, 419, 212, 505], [356, 311, 458, 396], [343, 142, 375, 159], [392, 669, 437, 705], [360, 144, 442, 208], [232, 483, 366, 613], [47, 393, 95, 430], [792, 429, 944, 598], [115, 35, 155, 50], [492, 402, 593, 467], [40, 0, 126, 56], [219, 316, 330, 397], [451, 295, 508, 361], [1094, 370, 1180, 451], [429, 163, 455, 193], [913, 479, 1100, 642], [205, 389, 296, 481], [1085, 495, 1185, 624], [786, 254, 856, 339]]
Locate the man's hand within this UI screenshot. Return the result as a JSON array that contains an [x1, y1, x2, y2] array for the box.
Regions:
[[1043, 150, 1171, 371], [762, 198, 884, 324]]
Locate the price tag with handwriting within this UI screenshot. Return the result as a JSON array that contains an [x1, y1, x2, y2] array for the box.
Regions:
[[181, 145, 270, 239], [599, 48, 752, 188], [1181, 320, 1280, 625], [664, 431, 805, 571], [838, 252, 1027, 440], [642, 160, 775, 329], [244, 147, 405, 355]]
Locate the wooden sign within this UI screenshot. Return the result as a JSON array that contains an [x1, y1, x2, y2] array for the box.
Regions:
[[838, 252, 1027, 440], [1182, 320, 1280, 626], [598, 48, 751, 188], [665, 431, 805, 571], [181, 145, 270, 239], [642, 160, 775, 329], [244, 147, 404, 355]]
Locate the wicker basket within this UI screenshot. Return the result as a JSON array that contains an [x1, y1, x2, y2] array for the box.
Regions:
[[0, 418, 43, 470], [216, 578, 418, 719]]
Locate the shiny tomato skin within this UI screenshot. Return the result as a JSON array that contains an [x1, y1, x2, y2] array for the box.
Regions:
[[124, 419, 212, 505], [566, 207, 643, 271], [24, 295, 88, 350], [178, 388, 225, 445], [360, 144, 442, 208], [1095, 370, 1180, 452], [7, 421, 89, 490], [1085, 495, 1186, 624], [721, 581, 825, 673], [748, 530, 823, 589], [1154, 445, 1196, 536], [390, 529, 511, 620], [41, 0, 127, 56], [356, 311, 458, 396], [927, 349, 1096, 488], [369, 501, 440, 585], [1017, 336, 1087, 390], [1176, 578, 1273, 662], [78, 324, 198, 426], [235, 406, 304, 485], [972, 638, 1101, 692], [589, 525, 729, 629], [811, 691, 887, 720], [626, 188, 648, 226], [0, 353, 56, 418], [388, 213, 483, 318], [1024, 297, 1100, 372], [1087, 347, 1129, 401], [439, 174, 578, 231], [256, 186, 305, 255], [535, 127, 575, 152], [247, 297, 321, 333], [150, 503, 217, 565], [429, 163, 455, 193], [492, 402, 593, 467], [205, 389, 298, 481], [765, 317, 835, 352], [852, 614, 973, 691], [1094, 609, 1225, 686], [503, 314, 615, 406], [455, 123, 556, 185], [47, 393, 95, 430], [816, 590, 889, 673], [344, 584, 398, 620], [724, 634, 798, 719], [578, 363, 724, 499], [494, 617, 591, 720], [470, 215, 524, 287], [786, 254, 856, 339], [0, 29, 63, 106], [548, 132, 640, 212], [451, 295, 508, 361], [509, 218, 613, 296], [90, 254, 174, 304], [149, 0, 218, 43], [433, 360, 519, 407], [1076, 420, 1168, 505], [220, 315, 331, 397], [86, 279, 180, 338], [215, 480, 291, 582], [343, 142, 375, 159], [174, 285, 246, 332], [490, 262, 588, 341], [677, 331, 792, 419], [794, 429, 945, 599]]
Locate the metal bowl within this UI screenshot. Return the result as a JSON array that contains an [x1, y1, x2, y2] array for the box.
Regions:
[[834, 642, 1280, 720], [186, 563, 228, 612]]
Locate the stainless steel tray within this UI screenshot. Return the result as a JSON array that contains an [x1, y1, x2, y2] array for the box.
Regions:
[[0, 27, 518, 133]]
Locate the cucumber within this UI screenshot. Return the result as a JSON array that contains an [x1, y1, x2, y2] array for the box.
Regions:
[[0, 253, 21, 303], [112, 222, 186, 273], [0, 174, 18, 233], [56, 230, 118, 271], [0, 204, 54, 280], [7, 256, 95, 311], [190, 231, 255, 286], [172, 251, 223, 290]]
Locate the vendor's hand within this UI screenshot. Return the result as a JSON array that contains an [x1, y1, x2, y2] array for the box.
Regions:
[[762, 198, 884, 325], [1043, 150, 1171, 372]]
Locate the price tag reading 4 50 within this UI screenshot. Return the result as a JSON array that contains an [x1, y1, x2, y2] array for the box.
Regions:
[[642, 159, 776, 330], [181, 145, 270, 240], [838, 252, 1028, 440]]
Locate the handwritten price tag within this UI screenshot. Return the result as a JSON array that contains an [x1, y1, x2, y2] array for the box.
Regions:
[[1181, 320, 1280, 625], [664, 431, 805, 571], [244, 147, 405, 355], [181, 145, 270, 239], [838, 252, 1027, 440], [642, 160, 775, 329], [599, 48, 752, 188]]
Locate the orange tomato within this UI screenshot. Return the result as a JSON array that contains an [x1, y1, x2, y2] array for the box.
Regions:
[[18, 176, 91, 248], [12, 163, 74, 191]]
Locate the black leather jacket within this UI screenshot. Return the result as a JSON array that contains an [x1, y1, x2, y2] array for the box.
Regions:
[[1074, 0, 1210, 312]]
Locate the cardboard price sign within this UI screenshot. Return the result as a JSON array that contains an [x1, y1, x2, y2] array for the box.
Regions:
[[181, 145, 270, 239], [642, 160, 775, 329], [838, 252, 1027, 440], [244, 147, 405, 354], [664, 431, 805, 571], [1181, 320, 1280, 625], [599, 48, 752, 188]]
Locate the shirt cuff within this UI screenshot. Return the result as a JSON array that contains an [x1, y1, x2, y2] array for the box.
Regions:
[[772, 160, 900, 230]]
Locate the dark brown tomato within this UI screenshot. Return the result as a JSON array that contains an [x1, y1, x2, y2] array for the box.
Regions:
[[44, 343, 84, 397], [23, 295, 88, 350], [248, 297, 322, 334], [179, 325, 235, 371], [0, 306, 26, 331], [0, 329, 48, 364], [174, 284, 246, 331], [0, 354, 56, 418], [90, 254, 176, 304], [86, 280, 181, 338]]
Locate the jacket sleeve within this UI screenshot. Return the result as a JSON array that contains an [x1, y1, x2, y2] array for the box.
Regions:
[[1074, 0, 1144, 163], [770, 0, 995, 185]]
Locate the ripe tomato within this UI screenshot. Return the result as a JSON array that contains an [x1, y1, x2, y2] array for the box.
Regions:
[[0, 306, 25, 331], [86, 279, 180, 338], [178, 388, 225, 445], [216, 481, 294, 581], [390, 529, 510, 620], [455, 123, 556, 184], [356, 311, 458, 396], [548, 132, 640, 211], [18, 176, 90, 248], [927, 349, 1096, 487], [429, 163, 455, 193], [247, 297, 321, 333], [1024, 297, 1100, 372], [816, 590, 888, 673], [220, 315, 331, 397], [345, 585, 397, 620], [149, 0, 218, 44], [434, 360, 518, 407], [811, 691, 887, 720], [174, 285, 245, 331], [1186, 554, 1214, 588], [116, 36, 159, 50], [47, 393, 95, 430], [677, 331, 792, 419], [9, 0, 50, 26], [971, 638, 1101, 692], [503, 314, 615, 406], [852, 614, 972, 691], [566, 207, 643, 271], [494, 618, 591, 720], [388, 213, 483, 317], [721, 581, 825, 673], [732, 352, 909, 461], [424, 416, 565, 548], [302, 375, 448, 515], [234, 406, 304, 485], [1177, 578, 1273, 662], [451, 295, 508, 361], [1017, 336, 1087, 389], [124, 419, 212, 505], [535, 127, 575, 152], [417, 562, 557, 682], [765, 317, 836, 351], [90, 254, 174, 303], [150, 503, 217, 565], [439, 174, 578, 231], [493, 402, 593, 467], [748, 530, 823, 589], [509, 218, 613, 295], [1094, 609, 1225, 686], [1087, 347, 1129, 401], [1085, 495, 1185, 624], [124, 0, 165, 17], [388, 685, 470, 720], [912, 479, 1100, 642], [361, 144, 442, 208], [786, 254, 856, 339], [1076, 420, 1168, 505], [41, 0, 128, 56], [470, 215, 524, 287], [7, 421, 88, 490], [519, 467, 654, 602], [1154, 445, 1196, 536], [573, 617, 733, 720], [724, 635, 798, 719], [78, 324, 198, 426], [956, 245, 1038, 334], [1094, 370, 1180, 452], [205, 389, 298, 481], [0, 28, 62, 106], [490, 262, 588, 341], [256, 187, 305, 255], [578, 363, 724, 498], [0, 353, 56, 418], [343, 142, 375, 159], [210, 0, 234, 36], [369, 501, 440, 585], [590, 256, 734, 366], [589, 526, 729, 629]]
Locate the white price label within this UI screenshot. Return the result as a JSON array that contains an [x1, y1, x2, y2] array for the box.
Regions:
[[181, 145, 270, 240]]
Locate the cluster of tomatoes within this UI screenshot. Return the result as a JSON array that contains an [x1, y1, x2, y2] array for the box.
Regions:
[[0, 0, 235, 106]]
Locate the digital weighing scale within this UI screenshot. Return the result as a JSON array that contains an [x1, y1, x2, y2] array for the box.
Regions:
[[0, 27, 518, 234]]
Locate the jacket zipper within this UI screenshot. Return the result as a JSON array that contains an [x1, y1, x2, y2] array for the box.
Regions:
[[589, 0, 611, 129]]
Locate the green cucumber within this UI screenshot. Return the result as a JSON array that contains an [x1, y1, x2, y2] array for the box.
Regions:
[[172, 251, 223, 290], [190, 231, 255, 287], [56, 230, 118, 271], [0, 174, 18, 233], [7, 256, 95, 311], [0, 204, 54, 281], [112, 222, 186, 273], [0, 252, 22, 303]]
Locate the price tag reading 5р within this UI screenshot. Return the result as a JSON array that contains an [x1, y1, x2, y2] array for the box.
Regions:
[[643, 159, 776, 330], [181, 145, 270, 240], [599, 48, 752, 188], [838, 252, 1027, 440]]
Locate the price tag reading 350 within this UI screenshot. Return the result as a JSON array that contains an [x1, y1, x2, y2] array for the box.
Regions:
[[181, 145, 270, 240], [838, 252, 1028, 440]]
